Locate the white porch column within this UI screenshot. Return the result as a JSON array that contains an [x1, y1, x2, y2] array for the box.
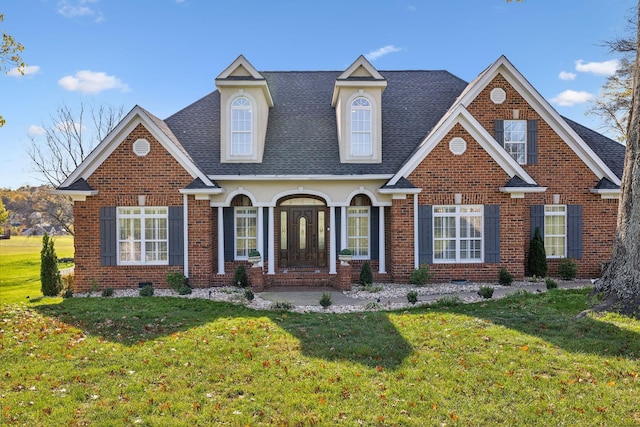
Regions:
[[413, 194, 419, 269], [183, 194, 189, 278], [217, 206, 225, 275], [257, 207, 264, 267], [329, 206, 336, 274], [378, 206, 386, 274], [340, 206, 347, 250], [268, 206, 275, 274]]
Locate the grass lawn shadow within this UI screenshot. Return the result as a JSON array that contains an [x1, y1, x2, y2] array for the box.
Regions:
[[439, 288, 640, 360], [35, 296, 412, 370]]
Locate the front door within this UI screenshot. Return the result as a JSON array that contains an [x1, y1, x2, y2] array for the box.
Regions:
[[279, 203, 327, 268]]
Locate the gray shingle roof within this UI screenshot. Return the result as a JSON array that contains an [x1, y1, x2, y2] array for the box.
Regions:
[[162, 69, 624, 181], [164, 70, 468, 176], [58, 178, 94, 191], [563, 117, 626, 179]]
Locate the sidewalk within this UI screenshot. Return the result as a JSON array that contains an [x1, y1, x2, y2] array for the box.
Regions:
[[257, 280, 594, 311]]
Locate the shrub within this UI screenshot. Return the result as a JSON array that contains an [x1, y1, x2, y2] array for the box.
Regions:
[[101, 287, 114, 297], [40, 233, 62, 296], [61, 273, 74, 298], [411, 264, 431, 285], [270, 301, 293, 311], [545, 277, 558, 289], [478, 286, 494, 299], [244, 288, 254, 302], [407, 290, 418, 304], [363, 301, 383, 310], [359, 262, 373, 285], [319, 292, 332, 308], [528, 226, 548, 278], [498, 267, 513, 286], [558, 258, 578, 280], [166, 271, 192, 295], [362, 283, 383, 293], [339, 248, 352, 255], [248, 249, 260, 257], [139, 284, 154, 297], [233, 265, 249, 288]]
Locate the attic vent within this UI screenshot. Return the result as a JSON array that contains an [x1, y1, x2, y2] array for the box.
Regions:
[[449, 137, 467, 155], [490, 88, 506, 104], [132, 138, 150, 157]]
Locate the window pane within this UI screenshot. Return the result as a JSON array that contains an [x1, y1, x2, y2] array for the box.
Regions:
[[318, 211, 325, 250]]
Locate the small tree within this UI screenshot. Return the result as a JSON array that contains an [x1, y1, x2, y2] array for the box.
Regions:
[[359, 262, 373, 285], [528, 227, 547, 277], [40, 233, 61, 296], [233, 265, 248, 288]]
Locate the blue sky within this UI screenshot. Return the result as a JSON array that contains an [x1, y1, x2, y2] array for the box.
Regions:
[[0, 0, 635, 189]]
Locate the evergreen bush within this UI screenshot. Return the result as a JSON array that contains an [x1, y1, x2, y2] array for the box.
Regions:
[[478, 286, 494, 299], [40, 233, 61, 296], [528, 227, 548, 277], [545, 278, 558, 289], [319, 292, 332, 308], [407, 290, 418, 304], [558, 258, 578, 280], [411, 264, 431, 285], [498, 267, 513, 286], [139, 284, 154, 297], [233, 265, 249, 288], [359, 262, 373, 285]]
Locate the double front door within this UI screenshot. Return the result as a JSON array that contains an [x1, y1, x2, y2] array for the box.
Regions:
[[279, 205, 327, 268]]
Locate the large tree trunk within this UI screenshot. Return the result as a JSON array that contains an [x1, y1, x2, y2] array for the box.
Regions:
[[594, 2, 640, 317]]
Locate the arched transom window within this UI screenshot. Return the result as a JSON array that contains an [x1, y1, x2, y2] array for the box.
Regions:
[[350, 97, 372, 156], [231, 96, 253, 156]]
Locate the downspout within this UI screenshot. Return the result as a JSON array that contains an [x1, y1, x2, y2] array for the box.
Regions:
[[183, 194, 189, 278]]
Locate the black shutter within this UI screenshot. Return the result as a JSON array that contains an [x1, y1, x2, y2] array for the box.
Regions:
[[223, 207, 234, 262], [262, 207, 269, 261], [370, 207, 379, 260], [335, 208, 342, 253], [484, 205, 500, 263], [567, 205, 583, 259], [527, 119, 539, 165], [530, 205, 545, 239], [417, 205, 433, 264], [168, 206, 184, 266], [100, 206, 117, 266], [495, 120, 504, 147]]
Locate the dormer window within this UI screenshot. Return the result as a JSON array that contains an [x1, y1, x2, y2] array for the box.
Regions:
[[231, 96, 253, 156], [350, 97, 372, 156]]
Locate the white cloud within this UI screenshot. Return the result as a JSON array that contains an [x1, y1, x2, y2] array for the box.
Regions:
[[558, 71, 576, 81], [58, 70, 130, 94], [365, 45, 402, 61], [7, 65, 41, 77], [57, 0, 103, 22], [551, 90, 594, 107], [575, 59, 619, 76], [27, 125, 46, 136]]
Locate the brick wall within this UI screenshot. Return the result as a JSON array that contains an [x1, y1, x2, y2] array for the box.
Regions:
[[385, 74, 618, 282], [73, 124, 214, 292]]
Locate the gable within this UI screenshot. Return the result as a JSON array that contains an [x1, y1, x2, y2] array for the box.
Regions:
[[59, 106, 215, 191], [459, 56, 620, 186]]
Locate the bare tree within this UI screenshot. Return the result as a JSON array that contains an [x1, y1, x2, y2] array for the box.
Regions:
[[586, 11, 636, 143], [27, 101, 124, 234], [594, 2, 640, 318]]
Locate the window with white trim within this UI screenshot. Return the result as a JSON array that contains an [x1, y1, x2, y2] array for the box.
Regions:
[[231, 96, 253, 156], [235, 206, 257, 259], [117, 207, 168, 265], [350, 97, 372, 156], [504, 120, 526, 164], [433, 205, 483, 263], [347, 206, 370, 258], [544, 205, 566, 258]]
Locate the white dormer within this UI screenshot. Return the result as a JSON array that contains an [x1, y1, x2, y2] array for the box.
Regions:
[[215, 55, 273, 163], [332, 56, 387, 164]]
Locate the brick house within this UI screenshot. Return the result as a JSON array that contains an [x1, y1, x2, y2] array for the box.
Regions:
[[57, 55, 625, 292]]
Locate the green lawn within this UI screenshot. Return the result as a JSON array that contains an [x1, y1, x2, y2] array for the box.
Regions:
[[1, 237, 639, 425], [0, 235, 73, 304]]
